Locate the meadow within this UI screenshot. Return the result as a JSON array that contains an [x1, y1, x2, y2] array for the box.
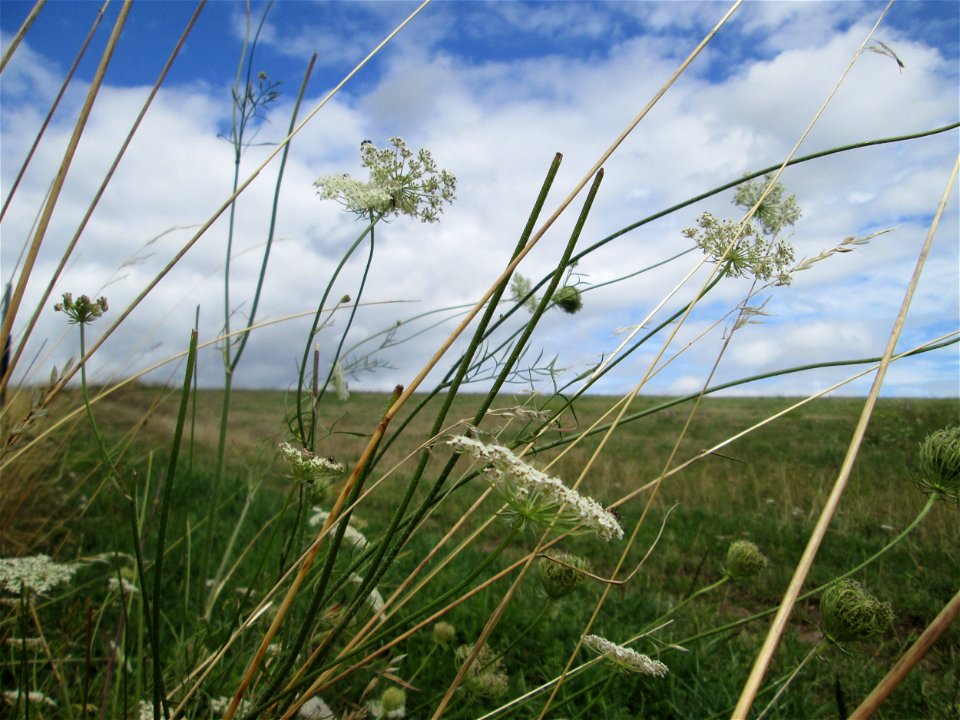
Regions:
[[2, 387, 958, 718], [1, 2, 959, 718]]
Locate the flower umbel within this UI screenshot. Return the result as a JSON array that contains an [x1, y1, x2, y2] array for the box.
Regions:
[[315, 137, 456, 222], [278, 442, 344, 502], [0, 555, 78, 595], [455, 643, 509, 699], [583, 635, 669, 677], [53, 293, 108, 325], [446, 436, 623, 541], [820, 579, 894, 645], [916, 425, 960, 503], [724, 540, 768, 580], [538, 552, 589, 599]]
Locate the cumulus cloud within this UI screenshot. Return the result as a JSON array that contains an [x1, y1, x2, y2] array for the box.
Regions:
[[1, 1, 956, 402]]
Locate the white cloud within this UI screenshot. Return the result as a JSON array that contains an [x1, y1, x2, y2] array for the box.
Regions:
[[1, 1, 956, 402]]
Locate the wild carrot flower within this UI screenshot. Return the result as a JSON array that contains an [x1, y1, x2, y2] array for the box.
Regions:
[[583, 635, 669, 677], [552, 286, 583, 314], [819, 579, 894, 645], [0, 555, 78, 594], [298, 696, 336, 719], [916, 425, 960, 502], [446, 436, 623, 541], [53, 292, 108, 324], [315, 137, 456, 222], [307, 509, 369, 549], [433, 620, 457, 647], [278, 442, 344, 502], [3, 690, 57, 708], [723, 540, 768, 580], [455, 643, 509, 699], [367, 686, 406, 719], [538, 552, 589, 599]]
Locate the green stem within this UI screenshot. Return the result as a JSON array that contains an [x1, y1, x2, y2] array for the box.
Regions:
[[152, 330, 196, 715], [755, 640, 827, 720]]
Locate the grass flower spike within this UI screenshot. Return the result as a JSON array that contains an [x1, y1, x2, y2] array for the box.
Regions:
[[315, 137, 456, 222], [583, 634, 669, 677], [0, 555, 78, 594], [447, 436, 623, 541]]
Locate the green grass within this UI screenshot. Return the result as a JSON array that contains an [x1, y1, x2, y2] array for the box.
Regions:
[[3, 388, 956, 718]]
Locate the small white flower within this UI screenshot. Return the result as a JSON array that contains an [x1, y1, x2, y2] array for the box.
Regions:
[[299, 696, 336, 719], [3, 690, 57, 707], [0, 555, 78, 594], [332, 361, 350, 402], [583, 635, 668, 677], [108, 576, 139, 595], [307, 510, 369, 550], [446, 436, 623, 541], [348, 573, 385, 616], [278, 443, 344, 500]]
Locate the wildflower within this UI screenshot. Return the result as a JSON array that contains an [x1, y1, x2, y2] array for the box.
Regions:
[[278, 442, 344, 503], [53, 293, 108, 325], [348, 573, 385, 616], [446, 436, 623, 541], [537, 552, 589, 599], [733, 173, 801, 237], [510, 273, 539, 313], [455, 643, 509, 699], [315, 137, 456, 222], [583, 634, 669, 677], [819, 579, 894, 645], [299, 696, 336, 719], [332, 361, 350, 402], [0, 554, 78, 594], [552, 286, 583, 314], [683, 212, 795, 285], [723, 540, 768, 580], [432, 620, 457, 648], [916, 425, 960, 502], [307, 509, 369, 550], [367, 687, 406, 719], [2, 690, 57, 707], [108, 575, 139, 595]]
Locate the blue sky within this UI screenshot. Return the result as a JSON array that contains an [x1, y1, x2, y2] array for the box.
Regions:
[[1, 0, 958, 398]]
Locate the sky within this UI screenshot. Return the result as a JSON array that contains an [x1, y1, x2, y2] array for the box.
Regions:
[[1, 0, 958, 401]]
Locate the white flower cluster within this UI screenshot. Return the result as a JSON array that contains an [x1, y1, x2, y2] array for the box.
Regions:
[[583, 635, 668, 677], [3, 690, 57, 707], [315, 137, 456, 223], [307, 509, 369, 550], [299, 696, 337, 719], [278, 442, 344, 484], [0, 555, 78, 594], [348, 572, 385, 616], [446, 436, 623, 541]]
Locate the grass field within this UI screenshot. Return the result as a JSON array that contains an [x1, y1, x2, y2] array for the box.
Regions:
[[2, 387, 957, 718]]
